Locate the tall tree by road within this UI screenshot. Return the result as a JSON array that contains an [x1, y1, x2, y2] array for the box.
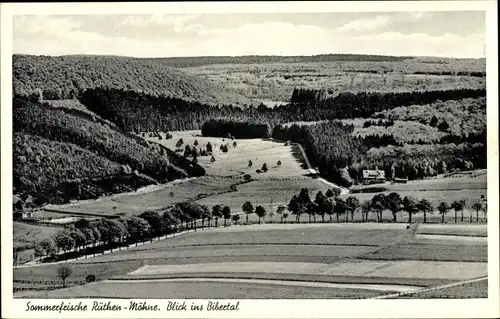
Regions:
[[57, 266, 73, 288], [417, 199, 433, 223], [242, 201, 254, 224], [437, 202, 450, 223], [212, 205, 222, 227], [371, 194, 387, 223], [472, 202, 483, 223], [288, 195, 302, 223], [386, 192, 403, 223], [402, 196, 418, 223], [451, 200, 465, 223], [360, 200, 371, 222], [334, 198, 347, 223], [346, 196, 360, 223], [255, 205, 267, 224], [222, 206, 231, 226]]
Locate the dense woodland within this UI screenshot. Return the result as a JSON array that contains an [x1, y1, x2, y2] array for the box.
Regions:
[[13, 54, 249, 106], [272, 122, 486, 186], [78, 87, 486, 133], [201, 119, 272, 139], [13, 97, 204, 206], [290, 88, 486, 119], [144, 54, 412, 68]]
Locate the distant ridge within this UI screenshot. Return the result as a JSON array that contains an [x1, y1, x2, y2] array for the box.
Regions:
[[142, 53, 415, 68], [12, 54, 251, 106]]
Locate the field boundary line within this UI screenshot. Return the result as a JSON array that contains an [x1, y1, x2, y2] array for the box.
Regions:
[[129, 242, 381, 251], [371, 276, 488, 299], [103, 277, 422, 293]]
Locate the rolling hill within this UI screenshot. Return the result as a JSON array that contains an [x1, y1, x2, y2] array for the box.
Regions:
[[13, 97, 205, 207], [12, 54, 251, 106]]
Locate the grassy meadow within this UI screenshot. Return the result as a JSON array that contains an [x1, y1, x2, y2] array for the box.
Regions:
[[185, 59, 485, 103]]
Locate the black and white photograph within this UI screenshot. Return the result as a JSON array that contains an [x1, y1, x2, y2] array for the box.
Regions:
[[1, 1, 498, 318]]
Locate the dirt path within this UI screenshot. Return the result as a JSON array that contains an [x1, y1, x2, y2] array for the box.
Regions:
[[291, 142, 349, 195]]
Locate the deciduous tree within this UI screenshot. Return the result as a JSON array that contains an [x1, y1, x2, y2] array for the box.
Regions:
[[472, 202, 483, 223], [57, 266, 73, 287], [255, 205, 266, 224], [222, 206, 231, 226], [417, 199, 433, 223], [386, 192, 402, 223], [242, 201, 254, 224], [403, 196, 418, 223], [437, 202, 450, 223], [345, 196, 360, 223]]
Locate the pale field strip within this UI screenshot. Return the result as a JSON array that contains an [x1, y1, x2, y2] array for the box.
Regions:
[[204, 222, 409, 232], [414, 234, 487, 243], [69, 245, 378, 264], [18, 280, 392, 299], [105, 278, 423, 293], [127, 260, 487, 281], [371, 276, 489, 299]]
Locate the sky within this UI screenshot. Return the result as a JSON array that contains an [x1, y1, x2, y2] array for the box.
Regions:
[[13, 12, 486, 58]]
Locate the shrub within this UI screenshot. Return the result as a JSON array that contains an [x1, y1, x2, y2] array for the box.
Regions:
[[85, 274, 96, 283]]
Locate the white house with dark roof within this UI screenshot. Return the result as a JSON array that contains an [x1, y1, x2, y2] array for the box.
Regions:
[[362, 169, 386, 183]]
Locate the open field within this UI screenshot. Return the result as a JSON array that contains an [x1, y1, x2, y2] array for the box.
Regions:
[[42, 177, 239, 217], [17, 279, 391, 299], [126, 260, 486, 281], [14, 223, 487, 299], [148, 130, 343, 217], [185, 60, 485, 102], [40, 130, 329, 218], [13, 222, 63, 265], [13, 222, 62, 249], [151, 130, 312, 178], [195, 179, 332, 216]]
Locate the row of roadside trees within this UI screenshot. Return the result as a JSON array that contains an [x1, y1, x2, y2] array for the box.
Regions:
[[33, 189, 487, 262], [33, 202, 236, 262], [241, 188, 487, 225]]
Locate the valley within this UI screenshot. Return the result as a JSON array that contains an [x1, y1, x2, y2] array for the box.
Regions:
[[11, 53, 489, 300]]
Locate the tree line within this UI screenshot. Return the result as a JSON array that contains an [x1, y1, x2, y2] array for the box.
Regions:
[[289, 88, 486, 119], [144, 54, 411, 68], [201, 119, 272, 139], [245, 188, 487, 225], [77, 87, 485, 133], [31, 201, 236, 263]]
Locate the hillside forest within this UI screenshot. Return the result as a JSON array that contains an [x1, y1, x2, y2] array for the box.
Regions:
[[12, 54, 487, 205]]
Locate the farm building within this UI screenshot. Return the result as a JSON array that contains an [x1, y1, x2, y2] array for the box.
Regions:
[[362, 170, 386, 184], [13, 210, 35, 220]]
